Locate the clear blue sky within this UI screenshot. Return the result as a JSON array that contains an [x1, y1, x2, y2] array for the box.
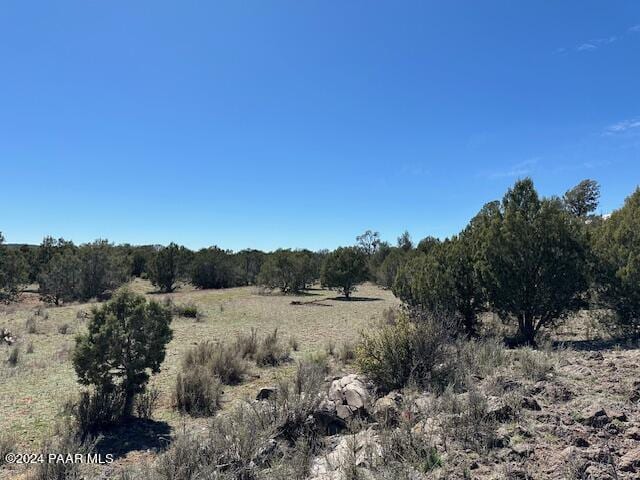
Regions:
[[1, 1, 639, 251]]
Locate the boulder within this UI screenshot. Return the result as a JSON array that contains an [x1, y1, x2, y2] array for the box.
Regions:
[[309, 429, 381, 480], [327, 374, 372, 419]]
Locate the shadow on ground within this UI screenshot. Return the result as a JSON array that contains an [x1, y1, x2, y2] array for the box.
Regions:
[[329, 296, 383, 302], [94, 418, 172, 460], [552, 337, 640, 351]]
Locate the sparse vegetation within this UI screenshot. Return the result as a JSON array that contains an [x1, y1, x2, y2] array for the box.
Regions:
[[174, 368, 223, 416], [182, 340, 247, 385], [356, 312, 453, 391], [6, 346, 19, 367], [3, 178, 640, 479], [255, 328, 291, 367]]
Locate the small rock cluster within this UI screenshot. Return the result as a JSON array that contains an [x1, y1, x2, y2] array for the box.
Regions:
[[322, 374, 373, 421], [1, 328, 15, 345]]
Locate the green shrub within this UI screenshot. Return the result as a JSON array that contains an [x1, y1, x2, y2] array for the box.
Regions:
[[174, 368, 222, 416], [356, 313, 452, 391], [393, 235, 485, 336], [475, 179, 589, 345], [255, 329, 291, 367], [190, 246, 240, 289]]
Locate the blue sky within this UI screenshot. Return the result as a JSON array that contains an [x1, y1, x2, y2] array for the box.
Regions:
[[1, 1, 639, 251]]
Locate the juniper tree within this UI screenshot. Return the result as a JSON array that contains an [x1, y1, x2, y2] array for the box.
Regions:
[[477, 178, 589, 345], [321, 247, 368, 299], [73, 289, 173, 418], [593, 188, 640, 336]]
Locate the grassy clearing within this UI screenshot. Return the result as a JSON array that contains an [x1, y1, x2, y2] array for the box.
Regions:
[[0, 279, 397, 448]]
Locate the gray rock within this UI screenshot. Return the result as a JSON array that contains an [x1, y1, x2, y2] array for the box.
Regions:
[[256, 387, 277, 401], [580, 406, 610, 428]]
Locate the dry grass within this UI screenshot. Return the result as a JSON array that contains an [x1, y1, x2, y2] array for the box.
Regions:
[[0, 279, 398, 448]]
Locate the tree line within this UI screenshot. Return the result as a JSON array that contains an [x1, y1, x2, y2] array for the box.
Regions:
[[360, 178, 640, 345], [2, 177, 639, 345]]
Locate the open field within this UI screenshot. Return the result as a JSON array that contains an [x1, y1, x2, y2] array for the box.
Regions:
[[0, 280, 398, 449]]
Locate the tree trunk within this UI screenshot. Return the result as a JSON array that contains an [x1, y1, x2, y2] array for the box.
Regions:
[[122, 386, 135, 418], [521, 314, 536, 346]]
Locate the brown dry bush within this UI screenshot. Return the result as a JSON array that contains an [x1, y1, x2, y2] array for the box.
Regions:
[[174, 368, 222, 417], [63, 388, 125, 441], [0, 433, 16, 468], [433, 387, 498, 453], [135, 386, 161, 419], [150, 360, 326, 479], [183, 340, 247, 385], [255, 329, 290, 367], [235, 327, 258, 359], [6, 346, 19, 367], [25, 317, 37, 334]]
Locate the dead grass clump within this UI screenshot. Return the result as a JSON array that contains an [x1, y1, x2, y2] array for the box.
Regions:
[[324, 339, 336, 356], [183, 340, 247, 385], [63, 388, 125, 440], [435, 387, 498, 453], [235, 327, 258, 359], [30, 421, 92, 480], [378, 424, 442, 474], [150, 360, 327, 478], [25, 317, 38, 334], [174, 368, 223, 416], [255, 329, 291, 367], [381, 306, 399, 325], [135, 386, 160, 419], [6, 346, 19, 367], [0, 433, 16, 467], [174, 302, 201, 320], [513, 347, 556, 381], [58, 323, 71, 334], [336, 340, 357, 364]]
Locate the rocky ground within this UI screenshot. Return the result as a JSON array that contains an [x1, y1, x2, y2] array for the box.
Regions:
[[295, 346, 640, 479]]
